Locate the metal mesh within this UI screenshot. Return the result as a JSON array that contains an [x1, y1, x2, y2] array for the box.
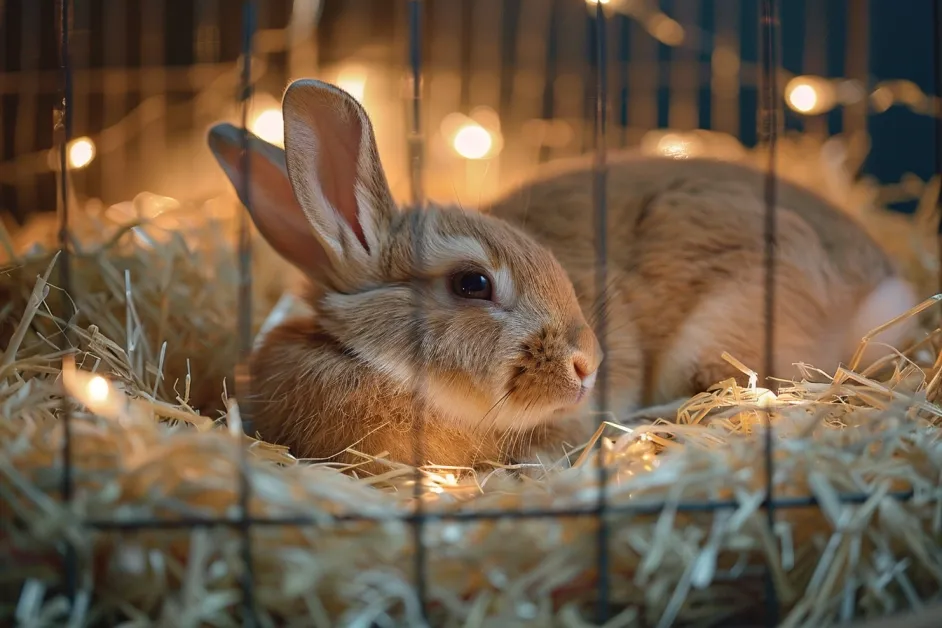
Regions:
[[30, 0, 938, 625]]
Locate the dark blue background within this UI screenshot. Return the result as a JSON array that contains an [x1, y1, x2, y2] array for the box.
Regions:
[[741, 0, 937, 214]]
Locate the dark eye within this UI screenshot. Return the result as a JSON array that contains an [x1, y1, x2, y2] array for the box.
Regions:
[[450, 271, 493, 301]]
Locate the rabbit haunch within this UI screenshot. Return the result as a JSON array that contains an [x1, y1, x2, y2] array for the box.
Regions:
[[483, 154, 918, 412], [209, 79, 602, 471]]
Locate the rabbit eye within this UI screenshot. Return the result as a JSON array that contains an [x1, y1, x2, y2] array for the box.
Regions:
[[450, 271, 493, 301]]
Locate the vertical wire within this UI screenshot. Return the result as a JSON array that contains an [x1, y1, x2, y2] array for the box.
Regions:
[[236, 1, 258, 626], [408, 0, 424, 207], [55, 0, 78, 606], [758, 0, 780, 625], [935, 0, 942, 293], [592, 1, 611, 623], [617, 14, 630, 147], [407, 1, 430, 622]]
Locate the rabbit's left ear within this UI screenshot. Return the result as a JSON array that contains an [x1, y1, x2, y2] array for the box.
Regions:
[[208, 123, 332, 278], [281, 79, 398, 267]]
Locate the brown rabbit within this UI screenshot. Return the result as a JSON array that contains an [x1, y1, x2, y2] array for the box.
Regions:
[[209, 79, 917, 472], [209, 80, 602, 472], [482, 153, 918, 415]]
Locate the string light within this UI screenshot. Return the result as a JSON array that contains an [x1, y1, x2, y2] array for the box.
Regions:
[[788, 84, 818, 113], [67, 137, 96, 169], [87, 375, 110, 403], [785, 76, 837, 115], [452, 123, 493, 160], [249, 108, 284, 147]]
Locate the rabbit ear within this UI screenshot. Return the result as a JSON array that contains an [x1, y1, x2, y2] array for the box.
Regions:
[[207, 123, 332, 278], [281, 79, 397, 266]]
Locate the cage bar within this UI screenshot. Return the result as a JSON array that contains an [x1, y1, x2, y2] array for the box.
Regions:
[[81, 486, 918, 531], [236, 1, 258, 624], [591, 0, 612, 623], [54, 0, 79, 607], [406, 1, 431, 622], [0, 1, 938, 625], [935, 0, 942, 257], [758, 0, 781, 624]]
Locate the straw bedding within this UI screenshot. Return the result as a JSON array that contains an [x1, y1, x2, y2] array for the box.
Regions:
[[2, 163, 942, 627]]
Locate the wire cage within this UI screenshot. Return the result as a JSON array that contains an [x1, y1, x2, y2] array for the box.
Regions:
[[1, 0, 941, 626]]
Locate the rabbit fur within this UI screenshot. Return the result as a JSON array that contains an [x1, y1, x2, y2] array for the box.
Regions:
[[208, 79, 917, 473]]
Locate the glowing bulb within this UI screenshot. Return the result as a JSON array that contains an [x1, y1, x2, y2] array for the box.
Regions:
[[67, 137, 95, 169], [788, 84, 818, 113], [586, 0, 610, 4], [452, 124, 492, 160], [249, 108, 284, 146], [87, 376, 110, 403], [336, 66, 367, 103], [785, 76, 836, 115]]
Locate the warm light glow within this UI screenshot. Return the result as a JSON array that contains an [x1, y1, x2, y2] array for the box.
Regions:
[[68, 137, 96, 169], [336, 66, 367, 103], [657, 133, 693, 159], [787, 84, 818, 113], [249, 108, 285, 146], [649, 14, 685, 46], [87, 375, 110, 403], [785, 76, 837, 115], [586, 0, 610, 4], [756, 389, 778, 408], [452, 124, 493, 160]]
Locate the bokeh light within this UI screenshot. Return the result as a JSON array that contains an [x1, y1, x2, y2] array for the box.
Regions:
[[67, 137, 96, 169], [452, 124, 493, 160]]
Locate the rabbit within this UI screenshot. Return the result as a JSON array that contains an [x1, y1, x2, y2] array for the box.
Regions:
[[481, 152, 918, 417], [208, 79, 918, 473], [208, 79, 603, 473]]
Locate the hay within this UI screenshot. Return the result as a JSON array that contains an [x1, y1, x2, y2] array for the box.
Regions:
[[1, 196, 942, 627]]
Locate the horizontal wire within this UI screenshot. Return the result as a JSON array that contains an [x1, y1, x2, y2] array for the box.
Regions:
[[79, 489, 915, 531]]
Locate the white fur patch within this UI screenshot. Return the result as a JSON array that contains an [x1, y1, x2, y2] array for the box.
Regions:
[[423, 234, 490, 270], [490, 267, 516, 307], [652, 296, 733, 404], [844, 276, 919, 367], [253, 292, 312, 351], [423, 376, 553, 434], [651, 286, 826, 404]]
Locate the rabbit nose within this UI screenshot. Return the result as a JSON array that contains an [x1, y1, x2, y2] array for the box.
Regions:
[[572, 353, 599, 389]]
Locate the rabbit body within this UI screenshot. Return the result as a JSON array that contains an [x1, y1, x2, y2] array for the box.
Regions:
[[484, 154, 917, 415], [248, 203, 601, 471], [209, 80, 916, 474], [211, 81, 602, 473]]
